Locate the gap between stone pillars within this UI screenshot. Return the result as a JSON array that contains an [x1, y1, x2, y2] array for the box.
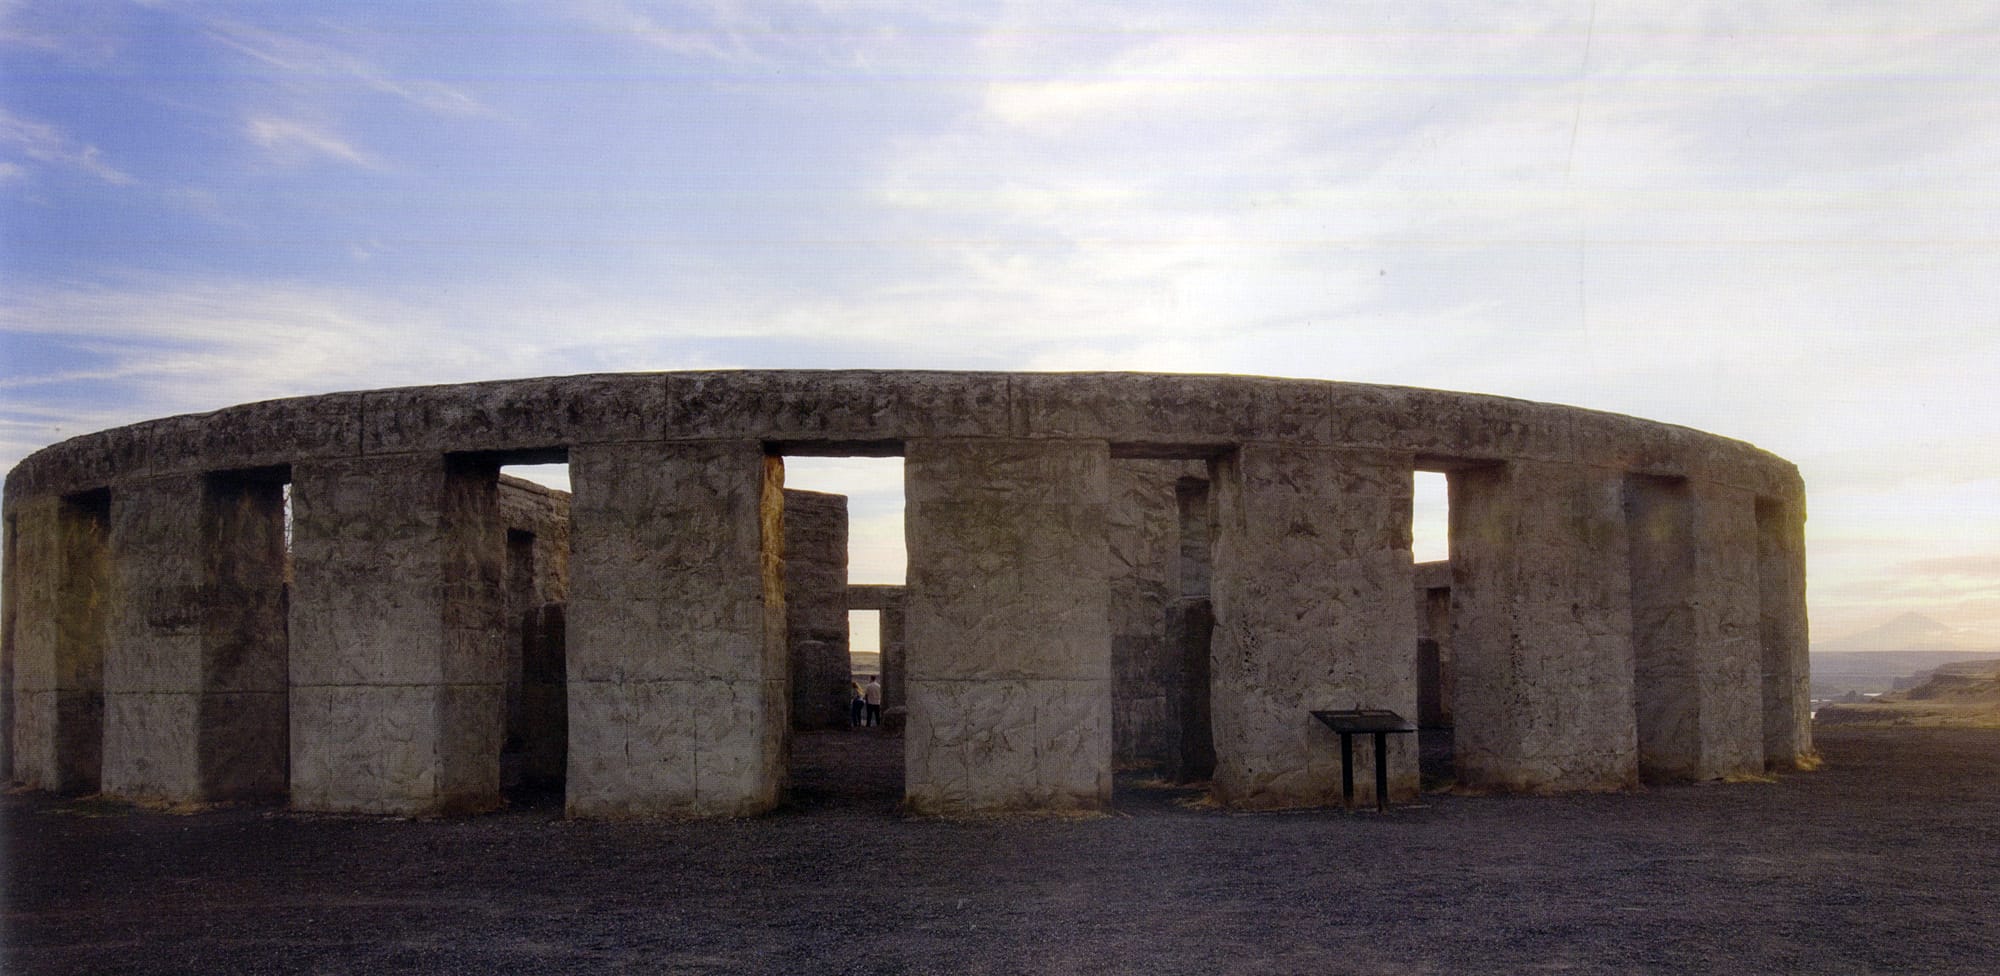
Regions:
[[1451, 460, 1639, 793], [902, 437, 1113, 815], [564, 441, 787, 818], [1208, 445, 1419, 810], [289, 455, 507, 816]]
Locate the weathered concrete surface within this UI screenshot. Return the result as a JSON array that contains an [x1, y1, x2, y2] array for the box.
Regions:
[[1757, 496, 1813, 768], [102, 473, 288, 803], [904, 438, 1112, 814], [1627, 477, 1765, 782], [1, 371, 1812, 814], [289, 456, 507, 815], [783, 489, 851, 730], [0, 503, 16, 784], [1452, 461, 1638, 793], [565, 442, 786, 817], [10, 495, 109, 794], [1210, 446, 1419, 809]]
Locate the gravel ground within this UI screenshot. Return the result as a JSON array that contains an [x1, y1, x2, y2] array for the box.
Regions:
[[5, 725, 1998, 975]]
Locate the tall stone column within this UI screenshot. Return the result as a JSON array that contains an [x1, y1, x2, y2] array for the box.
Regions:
[[880, 601, 907, 712], [1451, 461, 1638, 792], [2, 508, 18, 782], [102, 474, 288, 802], [1627, 477, 1764, 781], [903, 438, 1112, 814], [10, 494, 110, 793], [290, 456, 506, 815], [1757, 494, 1812, 767], [783, 489, 850, 730], [565, 441, 787, 818], [1209, 446, 1419, 809]]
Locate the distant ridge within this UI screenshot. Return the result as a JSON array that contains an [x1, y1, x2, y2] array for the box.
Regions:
[[1813, 612, 1996, 655]]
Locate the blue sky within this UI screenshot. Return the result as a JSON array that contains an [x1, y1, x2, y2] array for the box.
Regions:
[[3, 1, 1998, 648]]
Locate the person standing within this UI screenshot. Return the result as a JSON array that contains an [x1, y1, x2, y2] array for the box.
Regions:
[[850, 679, 866, 728], [863, 675, 883, 727]]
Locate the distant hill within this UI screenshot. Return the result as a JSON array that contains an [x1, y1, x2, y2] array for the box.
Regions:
[[1815, 658, 2000, 728], [1811, 650, 2000, 699], [1813, 612, 1993, 654]]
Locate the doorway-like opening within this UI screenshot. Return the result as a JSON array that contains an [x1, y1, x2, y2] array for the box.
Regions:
[[495, 458, 571, 806], [1107, 456, 1215, 811], [777, 452, 907, 810], [1411, 469, 1454, 787]]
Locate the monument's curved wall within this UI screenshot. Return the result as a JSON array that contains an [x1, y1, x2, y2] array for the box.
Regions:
[[1, 371, 1810, 816]]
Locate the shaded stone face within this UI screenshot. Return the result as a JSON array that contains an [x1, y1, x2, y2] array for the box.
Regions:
[[782, 489, 850, 731], [1, 371, 1810, 817]]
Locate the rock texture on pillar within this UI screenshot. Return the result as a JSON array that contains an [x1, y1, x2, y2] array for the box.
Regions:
[[1209, 446, 1419, 809], [565, 442, 786, 818], [1757, 495, 1812, 768], [783, 489, 852, 730], [1627, 477, 1765, 782], [1452, 462, 1638, 793], [290, 456, 507, 815], [11, 495, 109, 793], [102, 473, 288, 803], [904, 438, 1113, 814]]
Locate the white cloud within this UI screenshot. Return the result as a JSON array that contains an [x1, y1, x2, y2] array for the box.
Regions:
[[244, 116, 383, 170], [0, 107, 133, 184], [201, 15, 490, 117]]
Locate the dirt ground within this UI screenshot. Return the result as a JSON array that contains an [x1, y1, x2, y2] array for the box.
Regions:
[[6, 725, 1999, 975]]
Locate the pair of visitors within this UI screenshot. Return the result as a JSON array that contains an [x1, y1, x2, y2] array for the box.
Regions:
[[863, 676, 883, 727]]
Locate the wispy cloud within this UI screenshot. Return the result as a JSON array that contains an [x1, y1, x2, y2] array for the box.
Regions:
[[200, 16, 490, 117], [0, 107, 133, 184], [244, 116, 383, 170], [558, 0, 767, 65]]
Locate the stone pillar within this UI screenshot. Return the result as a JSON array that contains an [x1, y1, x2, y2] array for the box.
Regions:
[[1627, 477, 1764, 782], [1209, 446, 1419, 809], [1757, 495, 1813, 768], [289, 456, 507, 815], [783, 489, 851, 730], [879, 606, 906, 711], [1451, 461, 1637, 792], [903, 438, 1112, 814], [10, 494, 109, 793], [102, 473, 288, 802], [2, 510, 18, 783], [565, 442, 786, 818]]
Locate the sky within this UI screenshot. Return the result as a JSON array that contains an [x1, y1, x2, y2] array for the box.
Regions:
[[2, 1, 1997, 651]]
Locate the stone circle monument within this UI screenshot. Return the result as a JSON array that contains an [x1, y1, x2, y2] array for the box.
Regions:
[[0, 371, 1811, 817]]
